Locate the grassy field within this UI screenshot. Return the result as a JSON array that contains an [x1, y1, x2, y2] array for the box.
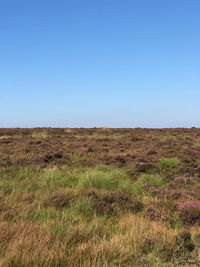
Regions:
[[0, 128, 200, 266]]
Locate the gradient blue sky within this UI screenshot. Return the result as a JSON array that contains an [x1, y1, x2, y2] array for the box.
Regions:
[[0, 0, 200, 128]]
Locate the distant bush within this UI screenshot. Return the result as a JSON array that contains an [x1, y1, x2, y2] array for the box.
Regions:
[[102, 126, 110, 131]]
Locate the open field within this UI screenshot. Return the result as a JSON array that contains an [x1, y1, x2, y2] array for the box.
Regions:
[[0, 128, 200, 266]]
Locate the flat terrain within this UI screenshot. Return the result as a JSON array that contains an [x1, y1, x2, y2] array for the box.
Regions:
[[0, 128, 200, 266]]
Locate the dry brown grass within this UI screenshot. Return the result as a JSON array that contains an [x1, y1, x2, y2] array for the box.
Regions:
[[0, 211, 191, 266]]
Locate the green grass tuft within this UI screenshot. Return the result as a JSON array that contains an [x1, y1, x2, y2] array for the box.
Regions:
[[157, 157, 179, 170], [132, 174, 165, 196], [193, 143, 200, 147], [75, 166, 133, 194], [32, 131, 47, 138]]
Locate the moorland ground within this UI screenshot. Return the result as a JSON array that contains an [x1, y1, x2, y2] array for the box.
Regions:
[[0, 127, 200, 266]]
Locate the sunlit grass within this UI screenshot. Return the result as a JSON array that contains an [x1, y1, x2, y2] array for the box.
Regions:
[[131, 174, 166, 197], [75, 134, 124, 139], [193, 143, 200, 147], [32, 131, 47, 138], [157, 157, 179, 170]]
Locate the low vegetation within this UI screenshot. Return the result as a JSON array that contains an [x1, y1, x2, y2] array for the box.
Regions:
[[0, 128, 200, 266], [158, 157, 180, 170], [32, 131, 48, 139]]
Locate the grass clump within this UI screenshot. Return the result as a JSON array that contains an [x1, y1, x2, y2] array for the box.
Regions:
[[193, 143, 200, 147], [132, 174, 165, 196], [102, 126, 110, 131], [75, 166, 133, 195], [33, 207, 58, 222], [73, 199, 93, 218], [38, 165, 133, 194], [32, 131, 47, 139], [157, 157, 179, 170], [139, 174, 166, 187]]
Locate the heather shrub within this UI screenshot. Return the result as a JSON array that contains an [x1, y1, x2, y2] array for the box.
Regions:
[[194, 233, 200, 247], [165, 188, 188, 200], [175, 230, 195, 252], [140, 238, 155, 254], [93, 192, 144, 215], [43, 189, 77, 208], [133, 162, 155, 174], [93, 201, 114, 215], [142, 184, 162, 196], [145, 200, 176, 223], [103, 192, 133, 205], [178, 200, 200, 225], [103, 192, 144, 213]]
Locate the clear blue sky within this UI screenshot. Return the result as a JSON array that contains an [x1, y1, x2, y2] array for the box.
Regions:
[[1, 0, 200, 128]]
